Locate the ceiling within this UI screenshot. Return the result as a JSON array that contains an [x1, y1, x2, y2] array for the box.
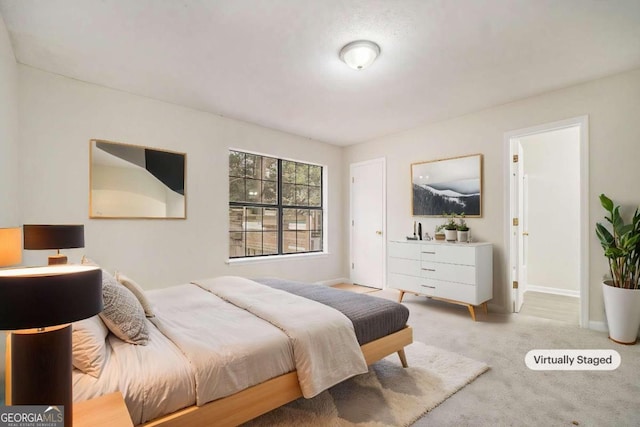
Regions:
[[1, 1, 639, 146]]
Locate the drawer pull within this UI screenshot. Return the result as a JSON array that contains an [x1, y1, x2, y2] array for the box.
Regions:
[[422, 251, 436, 254], [422, 268, 436, 272], [421, 285, 436, 289]]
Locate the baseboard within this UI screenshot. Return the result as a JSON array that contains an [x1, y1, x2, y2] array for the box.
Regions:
[[526, 284, 580, 298], [588, 320, 640, 338], [314, 278, 350, 287], [588, 320, 608, 333], [485, 302, 509, 314]]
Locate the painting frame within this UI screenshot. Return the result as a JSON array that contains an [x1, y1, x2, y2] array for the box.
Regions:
[[411, 154, 483, 217], [89, 139, 187, 219]]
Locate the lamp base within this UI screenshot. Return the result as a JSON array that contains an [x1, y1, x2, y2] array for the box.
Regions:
[[48, 254, 68, 265], [7, 325, 73, 427]]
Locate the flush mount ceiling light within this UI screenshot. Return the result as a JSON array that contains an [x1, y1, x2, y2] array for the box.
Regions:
[[339, 40, 380, 70]]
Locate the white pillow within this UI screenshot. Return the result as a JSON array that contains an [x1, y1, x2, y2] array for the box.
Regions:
[[115, 272, 155, 318], [99, 270, 149, 345], [72, 315, 109, 378]]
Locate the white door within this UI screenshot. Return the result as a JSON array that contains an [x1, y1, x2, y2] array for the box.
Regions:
[[350, 159, 385, 289], [512, 140, 527, 312]]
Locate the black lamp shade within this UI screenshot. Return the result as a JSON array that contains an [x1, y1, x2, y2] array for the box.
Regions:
[[23, 224, 85, 250], [0, 266, 102, 330]]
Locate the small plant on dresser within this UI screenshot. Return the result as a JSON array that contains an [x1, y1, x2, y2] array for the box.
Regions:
[[443, 213, 458, 241], [457, 213, 470, 242]]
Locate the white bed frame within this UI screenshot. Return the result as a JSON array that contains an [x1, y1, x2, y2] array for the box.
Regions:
[[142, 326, 413, 427]]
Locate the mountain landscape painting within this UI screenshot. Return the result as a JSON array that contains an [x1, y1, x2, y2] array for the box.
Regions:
[[411, 154, 482, 216]]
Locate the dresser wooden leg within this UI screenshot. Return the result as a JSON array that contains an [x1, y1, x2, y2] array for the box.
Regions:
[[482, 302, 488, 315], [397, 349, 408, 368], [397, 290, 405, 303], [467, 305, 477, 321]]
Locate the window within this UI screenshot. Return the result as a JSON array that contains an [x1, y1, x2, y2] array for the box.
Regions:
[[229, 150, 323, 259]]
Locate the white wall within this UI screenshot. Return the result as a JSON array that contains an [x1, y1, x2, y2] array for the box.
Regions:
[[344, 67, 640, 322], [0, 13, 19, 226], [17, 65, 345, 289], [0, 12, 18, 405], [520, 127, 580, 293]]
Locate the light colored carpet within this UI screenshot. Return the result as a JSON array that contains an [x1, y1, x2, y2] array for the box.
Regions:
[[244, 342, 488, 426], [372, 289, 640, 426]]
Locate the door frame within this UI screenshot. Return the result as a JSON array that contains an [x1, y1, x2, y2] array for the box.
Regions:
[[503, 116, 589, 327], [349, 158, 387, 288]]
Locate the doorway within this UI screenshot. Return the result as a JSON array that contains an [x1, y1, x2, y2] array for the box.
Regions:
[[505, 116, 589, 326], [350, 158, 386, 289]]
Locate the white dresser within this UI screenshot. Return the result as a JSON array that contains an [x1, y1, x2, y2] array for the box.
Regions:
[[388, 240, 493, 320]]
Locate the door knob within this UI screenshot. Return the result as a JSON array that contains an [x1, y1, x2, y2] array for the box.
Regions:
[[376, 230, 383, 235]]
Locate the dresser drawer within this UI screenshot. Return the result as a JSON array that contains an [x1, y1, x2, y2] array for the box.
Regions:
[[388, 241, 421, 260], [420, 261, 477, 285], [421, 278, 478, 304], [420, 244, 476, 266], [388, 273, 423, 294], [389, 257, 421, 276], [414, 281, 437, 297]]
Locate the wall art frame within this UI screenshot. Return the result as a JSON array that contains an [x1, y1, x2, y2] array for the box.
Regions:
[[411, 153, 483, 217], [89, 139, 187, 219]]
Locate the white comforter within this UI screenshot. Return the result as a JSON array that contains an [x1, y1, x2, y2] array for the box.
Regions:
[[148, 284, 295, 405], [193, 276, 368, 398]]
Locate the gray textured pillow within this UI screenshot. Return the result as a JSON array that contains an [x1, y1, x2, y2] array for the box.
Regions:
[[99, 270, 149, 345]]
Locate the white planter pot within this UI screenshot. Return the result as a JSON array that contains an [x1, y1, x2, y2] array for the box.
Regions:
[[444, 229, 457, 241], [457, 230, 468, 242], [602, 281, 640, 344]]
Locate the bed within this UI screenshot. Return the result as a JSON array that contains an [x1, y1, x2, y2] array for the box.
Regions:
[[72, 274, 412, 427]]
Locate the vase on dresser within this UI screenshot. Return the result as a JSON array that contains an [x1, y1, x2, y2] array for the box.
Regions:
[[457, 230, 469, 242], [444, 229, 457, 241]]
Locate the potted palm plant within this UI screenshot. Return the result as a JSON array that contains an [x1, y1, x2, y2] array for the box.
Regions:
[[595, 194, 640, 344], [457, 213, 470, 242]]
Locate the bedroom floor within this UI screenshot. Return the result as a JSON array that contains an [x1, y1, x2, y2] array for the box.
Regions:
[[339, 286, 640, 426], [519, 290, 580, 325]]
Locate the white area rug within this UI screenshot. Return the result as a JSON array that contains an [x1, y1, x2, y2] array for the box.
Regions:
[[244, 342, 489, 426]]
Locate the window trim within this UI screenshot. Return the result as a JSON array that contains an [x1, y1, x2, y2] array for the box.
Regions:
[[226, 251, 329, 265], [228, 149, 325, 260]]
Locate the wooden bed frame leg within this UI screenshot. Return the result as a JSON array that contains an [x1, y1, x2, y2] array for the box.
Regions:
[[397, 290, 405, 303], [397, 349, 408, 368]]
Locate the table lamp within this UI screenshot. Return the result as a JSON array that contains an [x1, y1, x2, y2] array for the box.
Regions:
[[0, 227, 22, 267], [0, 264, 103, 427], [23, 224, 85, 265]]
